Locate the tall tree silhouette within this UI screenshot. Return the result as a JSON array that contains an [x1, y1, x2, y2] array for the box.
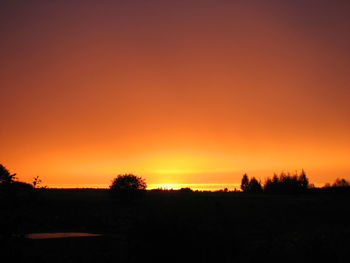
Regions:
[[299, 170, 309, 190], [241, 174, 249, 192]]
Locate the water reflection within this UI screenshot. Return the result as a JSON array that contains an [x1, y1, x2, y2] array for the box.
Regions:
[[25, 232, 102, 239]]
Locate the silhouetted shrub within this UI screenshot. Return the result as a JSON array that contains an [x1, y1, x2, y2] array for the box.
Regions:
[[264, 170, 309, 194], [32, 176, 42, 188], [178, 187, 193, 193], [332, 178, 350, 188], [109, 174, 146, 200]]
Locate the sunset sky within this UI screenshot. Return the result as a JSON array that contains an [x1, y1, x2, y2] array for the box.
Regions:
[[1, 0, 350, 189]]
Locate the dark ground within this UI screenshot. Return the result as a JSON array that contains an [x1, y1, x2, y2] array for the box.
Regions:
[[1, 189, 350, 263]]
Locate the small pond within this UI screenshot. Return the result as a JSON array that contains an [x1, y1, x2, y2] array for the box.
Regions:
[[25, 232, 103, 239]]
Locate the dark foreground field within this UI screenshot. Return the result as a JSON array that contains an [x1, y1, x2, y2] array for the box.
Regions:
[[2, 189, 350, 263]]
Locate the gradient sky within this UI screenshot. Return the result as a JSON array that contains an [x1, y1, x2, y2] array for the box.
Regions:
[[1, 0, 350, 188]]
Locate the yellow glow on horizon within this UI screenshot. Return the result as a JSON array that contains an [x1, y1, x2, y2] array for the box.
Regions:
[[151, 183, 183, 190], [145, 151, 233, 172], [148, 183, 241, 191], [153, 169, 196, 175]]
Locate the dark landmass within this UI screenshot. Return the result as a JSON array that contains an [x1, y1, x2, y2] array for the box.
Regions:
[[1, 189, 350, 263]]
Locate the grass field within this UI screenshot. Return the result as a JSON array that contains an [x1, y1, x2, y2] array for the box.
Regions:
[[2, 189, 350, 262]]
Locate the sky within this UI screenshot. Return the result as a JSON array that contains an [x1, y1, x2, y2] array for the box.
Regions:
[[1, 0, 350, 189]]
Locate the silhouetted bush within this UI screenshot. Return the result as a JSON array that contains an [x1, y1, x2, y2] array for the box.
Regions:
[[109, 174, 146, 200], [32, 175, 42, 188], [178, 187, 193, 193], [322, 178, 350, 193], [264, 170, 309, 194], [332, 178, 350, 188], [320, 178, 350, 193]]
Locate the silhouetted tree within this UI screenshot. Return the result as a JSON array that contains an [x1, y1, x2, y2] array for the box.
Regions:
[[332, 178, 350, 187], [247, 177, 262, 193], [0, 164, 17, 184], [241, 174, 249, 192], [240, 174, 262, 193], [110, 174, 146, 200], [110, 174, 146, 190], [299, 169, 309, 190]]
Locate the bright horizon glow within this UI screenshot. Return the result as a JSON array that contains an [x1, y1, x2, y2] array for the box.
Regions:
[[148, 183, 241, 191], [43, 183, 242, 191]]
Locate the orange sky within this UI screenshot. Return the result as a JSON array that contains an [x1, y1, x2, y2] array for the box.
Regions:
[[1, 1, 350, 189]]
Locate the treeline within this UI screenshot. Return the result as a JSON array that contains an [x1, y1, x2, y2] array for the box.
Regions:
[[2, 163, 350, 195], [240, 170, 350, 194]]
